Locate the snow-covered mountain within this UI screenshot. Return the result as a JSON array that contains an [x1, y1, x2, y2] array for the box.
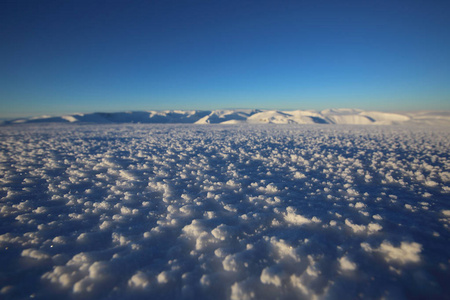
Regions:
[[3, 109, 450, 126]]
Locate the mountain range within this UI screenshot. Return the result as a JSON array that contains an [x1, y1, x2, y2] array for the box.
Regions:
[[3, 109, 450, 126]]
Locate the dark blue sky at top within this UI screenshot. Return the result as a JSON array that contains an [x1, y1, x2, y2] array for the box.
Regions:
[[1, 0, 449, 117]]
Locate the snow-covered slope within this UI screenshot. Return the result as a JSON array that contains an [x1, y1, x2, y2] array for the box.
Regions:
[[247, 110, 296, 124], [195, 110, 258, 124], [3, 109, 450, 126], [404, 111, 450, 126]]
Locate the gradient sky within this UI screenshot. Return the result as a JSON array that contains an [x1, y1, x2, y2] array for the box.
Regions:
[[1, 0, 450, 118]]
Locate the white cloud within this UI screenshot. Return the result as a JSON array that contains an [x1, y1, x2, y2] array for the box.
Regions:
[[361, 240, 422, 265], [1, 122, 448, 299], [21, 248, 50, 260], [339, 256, 357, 271]]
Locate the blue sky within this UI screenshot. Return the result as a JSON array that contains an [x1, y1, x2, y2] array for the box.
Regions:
[[1, 0, 450, 118]]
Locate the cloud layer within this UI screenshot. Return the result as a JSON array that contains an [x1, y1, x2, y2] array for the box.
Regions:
[[0, 123, 449, 299]]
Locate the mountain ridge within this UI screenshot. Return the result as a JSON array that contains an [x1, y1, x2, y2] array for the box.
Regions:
[[3, 109, 450, 126]]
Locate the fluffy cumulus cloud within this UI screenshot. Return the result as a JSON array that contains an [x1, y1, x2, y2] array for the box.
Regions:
[[0, 123, 449, 299], [339, 256, 357, 271], [361, 240, 422, 265]]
